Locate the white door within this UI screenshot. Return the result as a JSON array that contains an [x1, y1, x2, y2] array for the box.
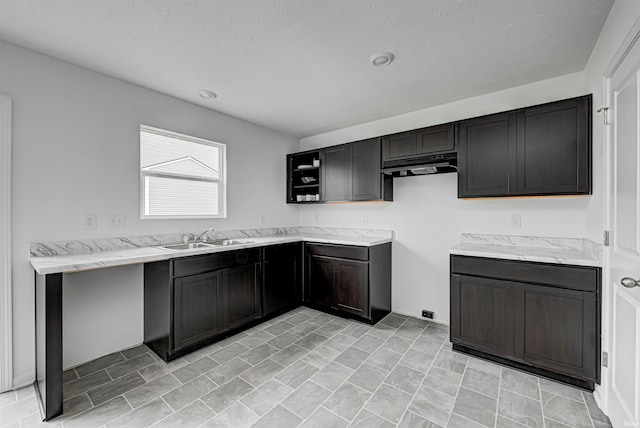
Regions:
[[605, 27, 640, 428]]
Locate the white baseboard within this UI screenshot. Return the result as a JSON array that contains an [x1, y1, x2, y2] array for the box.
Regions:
[[13, 372, 34, 390]]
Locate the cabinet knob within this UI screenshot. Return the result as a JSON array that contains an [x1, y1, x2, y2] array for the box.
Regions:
[[621, 277, 640, 288]]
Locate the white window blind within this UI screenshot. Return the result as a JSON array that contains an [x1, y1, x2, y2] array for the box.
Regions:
[[140, 125, 226, 218]]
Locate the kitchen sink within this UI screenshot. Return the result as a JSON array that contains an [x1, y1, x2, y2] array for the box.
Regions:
[[158, 240, 254, 250], [207, 239, 254, 246], [159, 242, 215, 250]]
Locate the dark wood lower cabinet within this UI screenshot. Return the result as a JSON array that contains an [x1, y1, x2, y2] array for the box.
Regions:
[[174, 271, 223, 350], [307, 255, 335, 307], [222, 263, 261, 330], [450, 255, 600, 390], [518, 283, 597, 380], [305, 242, 391, 324], [144, 248, 261, 361], [451, 275, 515, 357], [144, 241, 390, 362], [335, 259, 369, 316], [262, 243, 302, 316]]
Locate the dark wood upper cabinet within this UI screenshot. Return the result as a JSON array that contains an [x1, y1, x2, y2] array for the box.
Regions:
[[382, 123, 456, 163], [382, 130, 417, 161], [458, 112, 516, 197], [417, 123, 456, 154], [321, 145, 350, 202], [351, 138, 382, 201], [321, 138, 392, 202], [458, 95, 592, 198], [516, 97, 591, 195]]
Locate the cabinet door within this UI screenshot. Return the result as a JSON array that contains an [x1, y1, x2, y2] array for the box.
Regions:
[[173, 271, 223, 350], [306, 254, 335, 307], [458, 112, 516, 198], [350, 138, 381, 201], [381, 130, 416, 161], [263, 243, 301, 316], [450, 274, 516, 357], [515, 283, 597, 380], [335, 259, 369, 317], [222, 263, 260, 330], [516, 95, 591, 195], [321, 145, 349, 202], [417, 123, 456, 155]]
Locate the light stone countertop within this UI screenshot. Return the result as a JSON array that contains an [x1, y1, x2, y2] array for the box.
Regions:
[[30, 229, 393, 275], [450, 233, 602, 267]]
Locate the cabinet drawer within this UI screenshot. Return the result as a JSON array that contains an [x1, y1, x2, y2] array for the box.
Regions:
[[173, 249, 260, 278], [306, 243, 369, 261], [450, 255, 599, 292]]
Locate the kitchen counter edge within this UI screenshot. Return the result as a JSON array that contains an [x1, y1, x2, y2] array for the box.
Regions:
[[449, 242, 601, 268], [31, 234, 393, 275]]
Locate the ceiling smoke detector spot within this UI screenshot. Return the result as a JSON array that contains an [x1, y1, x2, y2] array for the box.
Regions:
[[198, 90, 217, 99], [370, 51, 395, 67]]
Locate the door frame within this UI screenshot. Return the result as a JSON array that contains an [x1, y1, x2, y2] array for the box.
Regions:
[[599, 15, 640, 419], [0, 95, 12, 393]]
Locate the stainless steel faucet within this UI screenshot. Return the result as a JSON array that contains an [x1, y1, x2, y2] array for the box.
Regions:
[[194, 227, 215, 243]]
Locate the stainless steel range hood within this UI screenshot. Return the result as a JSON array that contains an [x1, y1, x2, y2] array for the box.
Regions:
[[381, 152, 457, 177]]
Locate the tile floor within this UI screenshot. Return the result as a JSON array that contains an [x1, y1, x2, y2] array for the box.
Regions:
[[0, 308, 613, 428]]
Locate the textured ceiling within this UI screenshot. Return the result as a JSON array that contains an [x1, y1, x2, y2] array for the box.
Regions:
[[0, 0, 613, 137]]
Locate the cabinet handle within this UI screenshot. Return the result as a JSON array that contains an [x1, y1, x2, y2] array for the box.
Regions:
[[621, 277, 639, 288]]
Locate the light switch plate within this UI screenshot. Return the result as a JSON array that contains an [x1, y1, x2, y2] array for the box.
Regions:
[[108, 213, 126, 229], [511, 214, 522, 228]]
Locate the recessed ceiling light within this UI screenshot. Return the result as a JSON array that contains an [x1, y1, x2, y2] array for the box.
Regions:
[[370, 51, 395, 67], [198, 90, 217, 99]]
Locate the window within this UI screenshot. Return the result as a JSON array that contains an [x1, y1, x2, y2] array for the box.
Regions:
[[140, 125, 226, 219]]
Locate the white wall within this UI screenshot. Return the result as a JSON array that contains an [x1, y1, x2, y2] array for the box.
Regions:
[[299, 73, 591, 323], [0, 40, 300, 386]]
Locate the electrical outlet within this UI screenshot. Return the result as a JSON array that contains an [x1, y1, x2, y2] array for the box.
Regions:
[[108, 213, 126, 229], [511, 214, 522, 228], [602, 351, 608, 367], [259, 213, 265, 224], [362, 214, 369, 224], [421, 310, 434, 319], [84, 214, 97, 230]]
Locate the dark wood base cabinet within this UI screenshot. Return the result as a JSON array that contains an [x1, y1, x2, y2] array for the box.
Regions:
[[145, 241, 389, 362], [263, 243, 303, 316], [145, 248, 263, 361], [450, 255, 601, 390], [304, 242, 392, 324]]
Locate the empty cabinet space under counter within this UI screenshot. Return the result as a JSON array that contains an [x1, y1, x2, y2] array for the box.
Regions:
[[450, 254, 601, 390]]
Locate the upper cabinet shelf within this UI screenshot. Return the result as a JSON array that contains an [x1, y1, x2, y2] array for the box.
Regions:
[[287, 150, 321, 203], [458, 95, 592, 198], [287, 139, 393, 204]]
